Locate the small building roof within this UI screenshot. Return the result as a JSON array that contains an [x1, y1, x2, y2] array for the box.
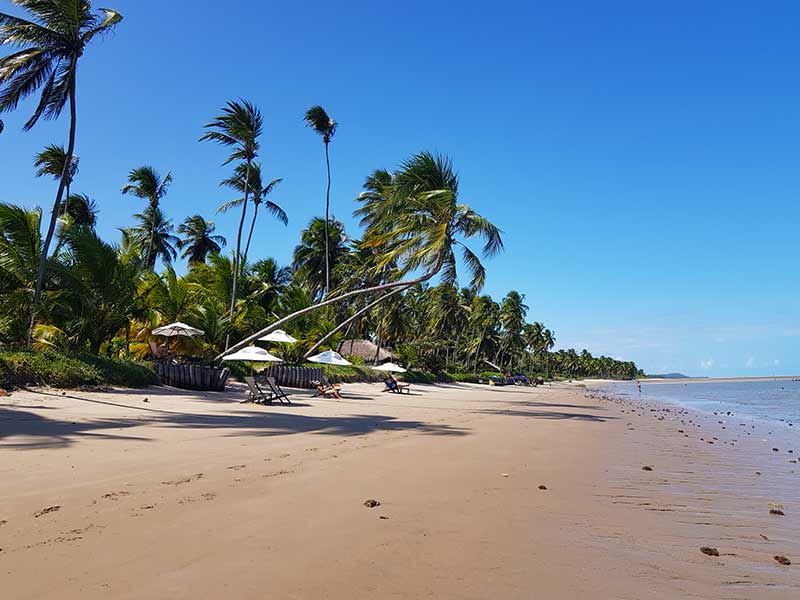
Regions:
[[338, 339, 393, 362]]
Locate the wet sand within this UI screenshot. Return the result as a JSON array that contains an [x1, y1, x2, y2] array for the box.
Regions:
[[1, 382, 797, 598]]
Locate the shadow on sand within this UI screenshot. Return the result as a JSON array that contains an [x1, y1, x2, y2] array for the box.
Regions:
[[0, 394, 468, 450]]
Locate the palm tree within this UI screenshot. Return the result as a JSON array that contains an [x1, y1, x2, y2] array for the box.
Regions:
[[62, 194, 98, 230], [498, 290, 528, 367], [33, 144, 79, 214], [292, 217, 349, 300], [218, 151, 502, 361], [121, 166, 172, 267], [304, 105, 337, 298], [0, 203, 43, 344], [61, 228, 143, 353], [52, 193, 97, 255], [0, 1, 123, 345], [177, 215, 226, 265], [201, 100, 262, 346], [218, 162, 286, 260], [122, 206, 178, 268]]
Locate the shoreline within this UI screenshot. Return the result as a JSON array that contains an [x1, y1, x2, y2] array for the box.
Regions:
[[640, 375, 800, 384], [2, 382, 798, 598]]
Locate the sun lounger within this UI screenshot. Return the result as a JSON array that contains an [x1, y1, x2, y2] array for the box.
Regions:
[[382, 378, 410, 394], [148, 340, 173, 361], [321, 375, 342, 390], [311, 379, 342, 398], [264, 376, 291, 404], [245, 376, 273, 404], [314, 383, 342, 399]]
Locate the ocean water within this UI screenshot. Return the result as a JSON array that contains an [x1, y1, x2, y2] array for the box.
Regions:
[[605, 378, 800, 431]]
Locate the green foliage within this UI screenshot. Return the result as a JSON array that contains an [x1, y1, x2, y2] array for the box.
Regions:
[[0, 351, 156, 389]]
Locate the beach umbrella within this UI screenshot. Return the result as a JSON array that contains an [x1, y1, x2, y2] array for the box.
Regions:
[[222, 346, 283, 363], [372, 362, 408, 373], [259, 329, 298, 343], [152, 322, 205, 337], [307, 350, 352, 366]]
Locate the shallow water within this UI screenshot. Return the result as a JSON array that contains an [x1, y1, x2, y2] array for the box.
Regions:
[[606, 379, 800, 434]]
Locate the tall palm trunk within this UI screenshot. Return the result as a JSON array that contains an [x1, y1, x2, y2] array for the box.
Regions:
[[243, 201, 259, 261], [28, 60, 77, 347], [145, 198, 157, 268], [323, 141, 331, 298], [225, 160, 251, 349]]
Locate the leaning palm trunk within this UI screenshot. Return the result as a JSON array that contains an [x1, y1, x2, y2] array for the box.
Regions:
[[215, 258, 443, 362], [303, 285, 410, 360], [28, 61, 77, 347], [225, 161, 251, 349]]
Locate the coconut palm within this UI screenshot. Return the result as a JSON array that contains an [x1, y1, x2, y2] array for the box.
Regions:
[[121, 166, 172, 267], [292, 217, 349, 300], [304, 105, 337, 298], [498, 290, 528, 366], [61, 228, 143, 353], [0, 203, 43, 344], [177, 215, 226, 266], [62, 193, 97, 230], [0, 1, 123, 345], [201, 100, 262, 344], [218, 150, 503, 361], [217, 162, 286, 260], [33, 144, 79, 213], [122, 206, 178, 268], [52, 193, 97, 254]]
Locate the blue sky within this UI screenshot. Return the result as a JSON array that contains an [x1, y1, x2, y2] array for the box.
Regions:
[[1, 0, 799, 377]]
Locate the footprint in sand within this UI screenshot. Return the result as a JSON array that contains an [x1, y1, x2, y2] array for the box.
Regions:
[[162, 473, 204, 486], [178, 492, 217, 504], [33, 506, 60, 518], [227, 464, 246, 471], [101, 491, 131, 501]]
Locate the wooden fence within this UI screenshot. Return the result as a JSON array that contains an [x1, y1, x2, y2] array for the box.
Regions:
[[263, 365, 324, 389], [155, 362, 230, 391]]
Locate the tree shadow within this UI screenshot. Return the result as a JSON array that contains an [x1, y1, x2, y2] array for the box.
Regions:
[[0, 407, 151, 450], [0, 400, 468, 451], [479, 408, 615, 422]]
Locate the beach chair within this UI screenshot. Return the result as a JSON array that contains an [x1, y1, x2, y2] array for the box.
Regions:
[[311, 379, 342, 398], [148, 340, 173, 361], [265, 376, 292, 404], [321, 375, 342, 390], [244, 376, 273, 404], [382, 378, 410, 394], [314, 383, 342, 399]]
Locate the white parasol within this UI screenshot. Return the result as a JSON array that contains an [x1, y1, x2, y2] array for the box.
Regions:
[[307, 350, 352, 366], [152, 322, 205, 337], [222, 346, 283, 363], [259, 329, 298, 343], [372, 362, 408, 373]]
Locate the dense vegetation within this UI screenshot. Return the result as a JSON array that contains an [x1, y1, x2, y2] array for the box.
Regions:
[[0, 1, 642, 386]]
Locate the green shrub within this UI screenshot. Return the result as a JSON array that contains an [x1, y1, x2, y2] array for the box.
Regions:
[[402, 370, 437, 384], [0, 351, 157, 389], [447, 372, 480, 383]]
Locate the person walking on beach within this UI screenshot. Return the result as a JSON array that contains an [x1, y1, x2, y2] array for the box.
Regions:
[[636, 380, 642, 395]]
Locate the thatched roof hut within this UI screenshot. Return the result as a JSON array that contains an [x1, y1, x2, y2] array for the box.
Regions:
[[338, 339, 393, 363]]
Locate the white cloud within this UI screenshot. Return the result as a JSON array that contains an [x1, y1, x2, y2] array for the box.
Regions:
[[745, 356, 755, 368], [700, 358, 715, 370]]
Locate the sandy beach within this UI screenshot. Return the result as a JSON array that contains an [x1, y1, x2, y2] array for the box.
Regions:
[[1, 381, 798, 599]]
